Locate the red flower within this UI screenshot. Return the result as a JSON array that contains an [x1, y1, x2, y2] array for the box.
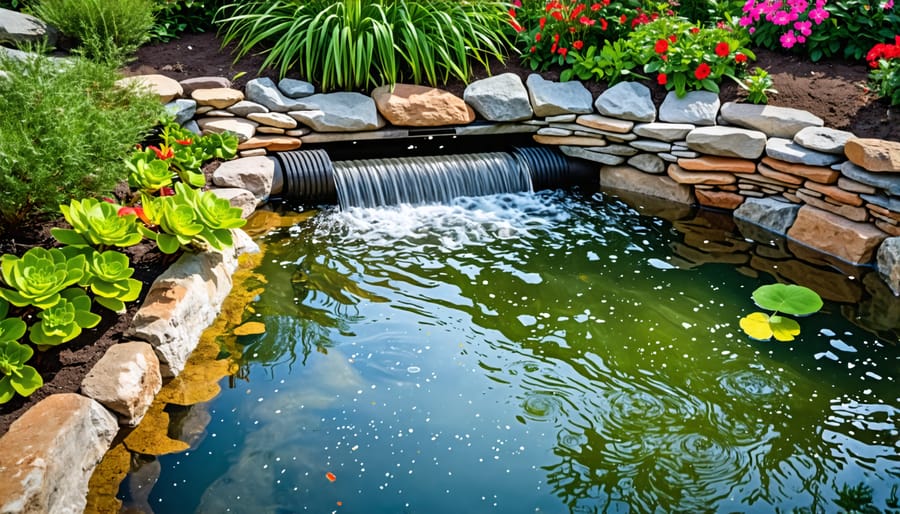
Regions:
[[551, 10, 564, 21], [558, 47, 568, 58], [535, 33, 542, 42], [580, 15, 595, 25], [668, 34, 677, 43], [690, 27, 700, 34], [655, 39, 668, 54], [530, 45, 537, 53], [714, 41, 730, 57], [694, 62, 711, 80], [573, 40, 584, 50], [539, 16, 546, 29], [118, 206, 151, 226], [657, 73, 667, 85], [619, 14, 627, 23], [600, 18, 608, 30], [735, 52, 747, 63], [591, 2, 601, 10], [508, 8, 516, 17], [551, 43, 558, 54], [510, 18, 524, 32], [570, 3, 586, 19], [553, 33, 560, 43], [148, 145, 174, 160], [175, 138, 193, 145]]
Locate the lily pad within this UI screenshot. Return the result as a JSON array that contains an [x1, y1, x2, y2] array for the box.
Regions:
[[739, 312, 802, 342], [752, 284, 823, 316]]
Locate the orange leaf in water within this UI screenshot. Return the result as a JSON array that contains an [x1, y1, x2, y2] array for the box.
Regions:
[[337, 501, 343, 506], [326, 472, 337, 482]]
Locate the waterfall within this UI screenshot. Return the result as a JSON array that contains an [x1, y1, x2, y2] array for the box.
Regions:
[[332, 152, 534, 209]]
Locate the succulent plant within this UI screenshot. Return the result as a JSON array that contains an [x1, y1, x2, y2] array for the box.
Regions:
[[140, 183, 245, 254], [0, 339, 42, 404], [0, 299, 26, 345], [127, 152, 174, 194], [139, 192, 204, 254], [52, 198, 144, 249], [79, 249, 142, 313], [29, 288, 101, 347], [0, 247, 85, 309]]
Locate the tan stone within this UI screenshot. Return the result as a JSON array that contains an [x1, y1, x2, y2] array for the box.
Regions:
[[844, 137, 900, 172], [191, 87, 244, 109], [695, 189, 744, 210], [757, 163, 805, 185], [575, 114, 634, 134], [237, 135, 302, 152], [198, 117, 258, 143], [868, 203, 900, 221], [676, 156, 756, 174], [876, 220, 900, 236], [81, 342, 162, 426], [533, 135, 606, 146], [116, 74, 183, 103], [796, 190, 868, 222], [837, 176, 877, 194], [0, 394, 118, 514], [372, 84, 475, 126], [761, 156, 839, 183], [804, 180, 864, 206], [246, 112, 298, 129], [667, 164, 736, 185], [209, 187, 258, 218], [600, 166, 694, 204], [787, 205, 888, 264], [257, 126, 286, 134], [240, 149, 268, 157]]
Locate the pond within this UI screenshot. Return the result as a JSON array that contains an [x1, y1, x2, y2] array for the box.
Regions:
[[113, 189, 898, 513]]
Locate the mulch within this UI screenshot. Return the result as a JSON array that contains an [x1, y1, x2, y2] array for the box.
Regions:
[[1, 30, 896, 437]]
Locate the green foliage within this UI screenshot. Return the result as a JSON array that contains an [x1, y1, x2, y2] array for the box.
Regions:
[[151, 0, 227, 41], [561, 39, 645, 83], [127, 154, 176, 194], [52, 198, 144, 249], [737, 66, 777, 103], [835, 482, 877, 514], [739, 283, 822, 342], [0, 54, 160, 231], [0, 340, 42, 404], [29, 288, 101, 347], [32, 0, 156, 65], [630, 16, 754, 96], [0, 301, 27, 345], [217, 0, 513, 90], [80, 249, 142, 314], [0, 0, 26, 9], [140, 183, 246, 254], [0, 248, 85, 310], [808, 0, 900, 62], [668, 0, 745, 24]]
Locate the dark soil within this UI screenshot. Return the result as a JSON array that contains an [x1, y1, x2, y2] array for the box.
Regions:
[[1, 31, 895, 437]]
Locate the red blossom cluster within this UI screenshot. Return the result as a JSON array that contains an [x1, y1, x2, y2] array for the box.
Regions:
[[651, 32, 748, 86], [866, 36, 900, 68]]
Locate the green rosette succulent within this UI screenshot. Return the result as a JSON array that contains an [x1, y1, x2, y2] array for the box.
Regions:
[[139, 193, 204, 254], [52, 198, 144, 248], [198, 132, 238, 161], [0, 339, 42, 404], [188, 184, 246, 251], [0, 247, 85, 309], [127, 153, 174, 194], [0, 299, 27, 345], [29, 288, 101, 347], [83, 249, 142, 313]]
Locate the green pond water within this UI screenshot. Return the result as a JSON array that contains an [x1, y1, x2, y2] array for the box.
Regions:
[[120, 190, 898, 513]]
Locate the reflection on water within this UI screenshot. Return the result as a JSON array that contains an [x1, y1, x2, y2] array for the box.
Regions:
[[110, 190, 898, 514]]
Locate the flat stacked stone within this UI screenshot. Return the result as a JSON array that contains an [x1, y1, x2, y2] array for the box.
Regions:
[[720, 102, 823, 138], [601, 165, 694, 203], [463, 73, 533, 122], [677, 156, 756, 174], [667, 163, 736, 185], [533, 134, 606, 146], [116, 74, 183, 103], [247, 112, 297, 129], [576, 114, 634, 134], [288, 92, 385, 132], [525, 74, 593, 117], [793, 126, 855, 154], [766, 137, 843, 166], [761, 156, 839, 183], [237, 135, 302, 152], [197, 117, 258, 143], [227, 100, 269, 116], [844, 137, 900, 172], [658, 91, 719, 126], [190, 87, 244, 109], [627, 153, 666, 174], [559, 146, 625, 165], [633, 122, 694, 142], [788, 206, 887, 264], [593, 82, 656, 122], [686, 126, 767, 159], [245, 77, 308, 112], [179, 76, 231, 95], [695, 189, 745, 209]]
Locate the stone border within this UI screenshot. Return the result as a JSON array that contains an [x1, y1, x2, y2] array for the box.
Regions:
[[1, 70, 899, 513]]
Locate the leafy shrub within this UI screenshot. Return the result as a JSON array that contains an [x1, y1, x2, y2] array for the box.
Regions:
[[32, 0, 156, 65], [630, 17, 753, 96], [151, 0, 229, 42], [0, 54, 160, 231], [866, 35, 900, 105], [217, 0, 513, 90], [561, 39, 645, 83], [669, 0, 746, 24], [0, 0, 27, 10], [738, 66, 777, 103]]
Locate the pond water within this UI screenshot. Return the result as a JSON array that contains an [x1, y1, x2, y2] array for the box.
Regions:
[[118, 190, 898, 513]]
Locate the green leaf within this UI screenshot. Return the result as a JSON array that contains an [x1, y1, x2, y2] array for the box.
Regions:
[[95, 297, 126, 314], [157, 233, 181, 254], [50, 228, 89, 247], [752, 284, 823, 316], [0, 377, 14, 404], [0, 318, 27, 344], [10, 366, 42, 396]]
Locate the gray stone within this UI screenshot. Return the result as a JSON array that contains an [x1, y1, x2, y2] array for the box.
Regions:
[[164, 99, 197, 126], [213, 156, 275, 201], [793, 126, 855, 155], [720, 101, 823, 138], [560, 146, 625, 165], [545, 113, 577, 123], [671, 150, 700, 158], [525, 73, 593, 117], [862, 193, 899, 211], [590, 144, 639, 157], [300, 127, 410, 143], [288, 92, 385, 132], [766, 137, 843, 166], [245, 77, 308, 112], [0, 394, 117, 514], [627, 153, 666, 174], [551, 123, 636, 140], [841, 161, 900, 195], [658, 91, 719, 126], [247, 111, 297, 129], [659, 152, 679, 163], [629, 139, 671, 153], [183, 119, 201, 135], [593, 82, 656, 122], [877, 237, 900, 294], [537, 127, 572, 136], [0, 8, 56, 46], [601, 165, 694, 204], [686, 126, 767, 159], [633, 122, 695, 142], [209, 187, 258, 219], [81, 342, 161, 426], [463, 73, 533, 122], [734, 196, 801, 235], [454, 123, 539, 136], [227, 100, 269, 117], [179, 76, 231, 95], [277, 78, 315, 98]]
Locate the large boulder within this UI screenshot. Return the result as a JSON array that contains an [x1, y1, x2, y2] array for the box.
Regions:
[[787, 205, 888, 264], [372, 84, 474, 126], [720, 102, 823, 138], [658, 91, 719, 126], [685, 126, 767, 159], [0, 8, 56, 46], [463, 73, 533, 122], [81, 342, 162, 426], [525, 74, 593, 117], [734, 196, 801, 235], [288, 92, 385, 132], [844, 137, 900, 172], [600, 165, 694, 203], [593, 82, 656, 122]]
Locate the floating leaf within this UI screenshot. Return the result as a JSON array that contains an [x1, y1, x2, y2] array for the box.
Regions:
[[740, 312, 773, 340], [769, 315, 801, 342], [326, 472, 337, 482], [234, 321, 266, 336], [752, 284, 823, 316]]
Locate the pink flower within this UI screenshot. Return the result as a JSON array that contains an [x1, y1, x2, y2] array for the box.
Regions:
[[780, 30, 797, 48], [794, 20, 812, 36], [808, 7, 829, 23], [882, 0, 895, 9], [771, 10, 791, 25]]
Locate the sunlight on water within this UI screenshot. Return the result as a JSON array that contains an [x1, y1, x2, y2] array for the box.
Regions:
[[120, 191, 899, 514]]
